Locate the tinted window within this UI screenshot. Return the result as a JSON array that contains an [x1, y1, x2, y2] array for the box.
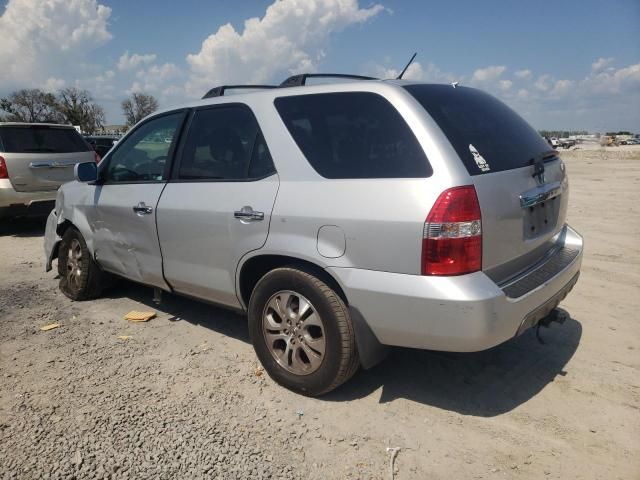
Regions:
[[405, 84, 554, 175], [0, 126, 91, 153], [104, 112, 183, 183], [274, 92, 431, 179], [178, 106, 275, 180]]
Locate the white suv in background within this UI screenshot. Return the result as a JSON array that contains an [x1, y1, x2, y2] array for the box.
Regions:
[[0, 123, 96, 219]]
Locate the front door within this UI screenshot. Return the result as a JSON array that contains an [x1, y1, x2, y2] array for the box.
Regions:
[[89, 111, 186, 287], [157, 105, 279, 307]]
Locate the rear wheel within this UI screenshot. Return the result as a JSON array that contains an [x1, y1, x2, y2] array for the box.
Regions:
[[248, 267, 359, 396], [58, 227, 104, 301]]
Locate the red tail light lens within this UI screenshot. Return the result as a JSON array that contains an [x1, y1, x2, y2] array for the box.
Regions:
[[422, 185, 482, 276], [0, 156, 8, 179], [94, 151, 101, 163]]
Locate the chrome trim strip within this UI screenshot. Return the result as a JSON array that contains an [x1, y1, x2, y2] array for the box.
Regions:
[[519, 180, 562, 208], [29, 160, 77, 169], [29, 161, 52, 169]]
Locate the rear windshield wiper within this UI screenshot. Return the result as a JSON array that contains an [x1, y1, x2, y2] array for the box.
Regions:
[[527, 150, 558, 165]]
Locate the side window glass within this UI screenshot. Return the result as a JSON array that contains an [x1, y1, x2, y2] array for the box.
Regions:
[[248, 131, 275, 178], [105, 112, 183, 183], [179, 106, 274, 180], [274, 92, 432, 179]]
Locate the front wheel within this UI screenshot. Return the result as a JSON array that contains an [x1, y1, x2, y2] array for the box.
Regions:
[[58, 227, 105, 301], [248, 267, 359, 396]]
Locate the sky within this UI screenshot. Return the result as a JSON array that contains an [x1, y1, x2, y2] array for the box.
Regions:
[[0, 0, 638, 131]]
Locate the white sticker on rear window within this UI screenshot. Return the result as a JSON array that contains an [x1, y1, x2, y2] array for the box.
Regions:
[[469, 144, 490, 172]]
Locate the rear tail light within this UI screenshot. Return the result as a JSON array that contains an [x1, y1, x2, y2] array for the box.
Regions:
[[0, 156, 8, 179], [422, 185, 482, 276], [94, 151, 101, 163]]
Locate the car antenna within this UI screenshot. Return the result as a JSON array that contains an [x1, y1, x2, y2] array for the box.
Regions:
[[396, 52, 417, 79]]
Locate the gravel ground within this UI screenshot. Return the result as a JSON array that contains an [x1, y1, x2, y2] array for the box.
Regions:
[[0, 149, 639, 479]]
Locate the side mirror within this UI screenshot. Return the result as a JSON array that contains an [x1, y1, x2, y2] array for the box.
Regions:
[[74, 161, 98, 183]]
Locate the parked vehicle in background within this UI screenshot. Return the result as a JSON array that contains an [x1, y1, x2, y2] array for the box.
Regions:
[[44, 76, 583, 396], [0, 123, 96, 219], [559, 138, 577, 149], [84, 135, 119, 160]]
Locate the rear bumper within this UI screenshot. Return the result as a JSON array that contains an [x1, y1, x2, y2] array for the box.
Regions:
[[329, 224, 583, 352], [0, 179, 56, 218]]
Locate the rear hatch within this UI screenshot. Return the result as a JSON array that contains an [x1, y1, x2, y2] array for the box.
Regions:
[[0, 124, 94, 192], [405, 85, 569, 282]]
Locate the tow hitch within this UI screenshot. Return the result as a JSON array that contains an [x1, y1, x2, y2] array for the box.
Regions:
[[535, 308, 568, 344]]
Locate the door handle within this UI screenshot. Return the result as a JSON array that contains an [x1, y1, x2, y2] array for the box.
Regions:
[[133, 202, 153, 215], [234, 206, 264, 222]]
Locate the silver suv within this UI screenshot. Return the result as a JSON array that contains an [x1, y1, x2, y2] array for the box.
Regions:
[[44, 76, 583, 396], [0, 123, 96, 218]]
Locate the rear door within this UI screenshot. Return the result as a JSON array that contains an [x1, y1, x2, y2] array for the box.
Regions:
[[0, 125, 94, 192], [405, 85, 569, 281], [156, 104, 279, 308], [86, 111, 187, 287]]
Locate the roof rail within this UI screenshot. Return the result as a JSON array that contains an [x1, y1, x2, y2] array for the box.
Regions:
[[279, 73, 378, 88], [202, 85, 278, 99]]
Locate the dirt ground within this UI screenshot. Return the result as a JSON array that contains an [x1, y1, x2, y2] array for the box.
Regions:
[[0, 147, 638, 479]]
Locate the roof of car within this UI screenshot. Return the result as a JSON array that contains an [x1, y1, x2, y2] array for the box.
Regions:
[[0, 122, 76, 128], [150, 78, 428, 120]]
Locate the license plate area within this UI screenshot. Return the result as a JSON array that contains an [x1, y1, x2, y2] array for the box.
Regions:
[[523, 196, 560, 239]]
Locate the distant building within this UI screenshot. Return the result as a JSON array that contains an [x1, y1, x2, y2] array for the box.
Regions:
[[99, 125, 127, 135]]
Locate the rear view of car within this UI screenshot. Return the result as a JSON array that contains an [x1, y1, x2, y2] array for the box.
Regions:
[[0, 123, 96, 218], [42, 77, 583, 396]]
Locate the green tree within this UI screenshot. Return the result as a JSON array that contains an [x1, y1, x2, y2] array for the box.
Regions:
[[121, 92, 159, 126], [56, 88, 105, 134], [0, 89, 60, 123]]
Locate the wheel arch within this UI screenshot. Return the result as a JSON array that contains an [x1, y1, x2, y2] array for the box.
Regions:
[[237, 254, 349, 309]]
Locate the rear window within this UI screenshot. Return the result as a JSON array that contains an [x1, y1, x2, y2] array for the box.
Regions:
[[0, 126, 91, 154], [274, 92, 432, 179], [404, 84, 553, 175]]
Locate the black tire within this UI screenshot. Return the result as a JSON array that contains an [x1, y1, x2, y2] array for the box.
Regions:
[[58, 227, 104, 301], [248, 267, 359, 396]]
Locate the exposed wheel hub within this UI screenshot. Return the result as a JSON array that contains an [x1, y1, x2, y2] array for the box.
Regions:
[[262, 290, 326, 376]]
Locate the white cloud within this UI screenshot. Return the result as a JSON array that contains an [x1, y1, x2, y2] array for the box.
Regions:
[[550, 79, 573, 96], [499, 79, 513, 91], [185, 0, 386, 96], [373, 61, 456, 83], [534, 74, 552, 91], [591, 57, 614, 71], [117, 51, 158, 71], [471, 65, 506, 83], [43, 77, 67, 92], [147, 63, 180, 81], [514, 69, 532, 79], [0, 0, 112, 90], [585, 62, 640, 95], [125, 62, 184, 104]]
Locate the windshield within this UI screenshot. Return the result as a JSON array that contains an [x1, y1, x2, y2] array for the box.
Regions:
[[0, 126, 91, 154], [404, 84, 553, 175]]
